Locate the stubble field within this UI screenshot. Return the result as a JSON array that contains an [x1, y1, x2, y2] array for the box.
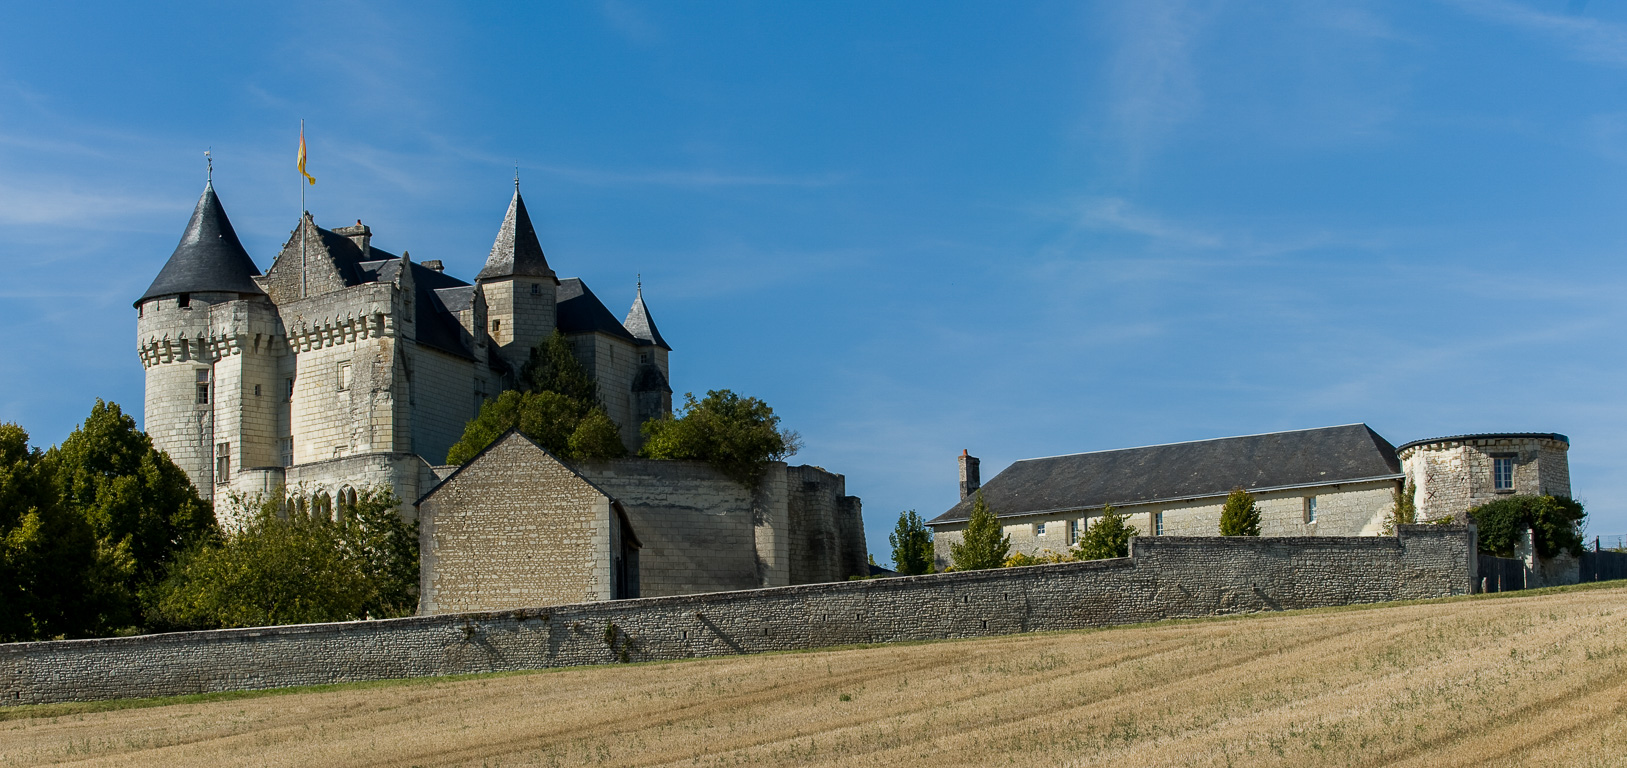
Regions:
[[2, 582, 1625, 767]]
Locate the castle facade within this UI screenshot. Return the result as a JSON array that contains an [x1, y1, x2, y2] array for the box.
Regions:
[[137, 180, 673, 520]]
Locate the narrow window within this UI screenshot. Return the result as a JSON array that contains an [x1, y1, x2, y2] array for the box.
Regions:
[[196, 380, 210, 405], [530, 283, 541, 296], [215, 443, 229, 484], [491, 319, 501, 334], [177, 293, 190, 309], [338, 363, 352, 391], [286, 377, 296, 402], [254, 383, 262, 397], [1066, 519, 1078, 546], [1304, 496, 1318, 524], [1154, 511, 1165, 536], [1493, 456, 1515, 491], [280, 438, 293, 468]]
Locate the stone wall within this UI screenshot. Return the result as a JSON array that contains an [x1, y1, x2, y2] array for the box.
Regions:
[[0, 526, 1473, 706]]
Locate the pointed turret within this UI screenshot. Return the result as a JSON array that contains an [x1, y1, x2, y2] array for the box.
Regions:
[[476, 186, 557, 282], [136, 182, 264, 305], [623, 283, 671, 351]]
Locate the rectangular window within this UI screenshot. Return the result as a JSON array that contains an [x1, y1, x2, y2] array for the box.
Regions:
[[215, 443, 229, 484], [196, 384, 210, 405], [338, 363, 352, 391], [253, 384, 262, 397], [530, 283, 541, 296], [286, 377, 296, 402], [1035, 521, 1046, 537], [1494, 456, 1515, 491], [1154, 511, 1165, 536], [491, 319, 501, 333], [279, 438, 293, 468], [1066, 519, 1078, 546], [1305, 496, 1318, 524], [178, 293, 190, 309]]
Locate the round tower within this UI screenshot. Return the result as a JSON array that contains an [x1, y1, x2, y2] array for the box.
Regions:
[[135, 180, 270, 502], [1396, 433, 1571, 522]]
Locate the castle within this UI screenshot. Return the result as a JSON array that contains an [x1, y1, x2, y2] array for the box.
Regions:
[[136, 179, 674, 521], [137, 178, 871, 605]]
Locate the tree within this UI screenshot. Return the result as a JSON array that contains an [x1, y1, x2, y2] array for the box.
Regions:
[[49, 400, 214, 633], [1073, 505, 1136, 560], [889, 509, 934, 575], [1469, 495, 1586, 559], [0, 424, 101, 641], [149, 487, 418, 629], [639, 390, 801, 487], [949, 491, 1009, 571], [1218, 487, 1261, 536], [446, 390, 627, 464], [1381, 481, 1418, 535], [519, 330, 597, 405]]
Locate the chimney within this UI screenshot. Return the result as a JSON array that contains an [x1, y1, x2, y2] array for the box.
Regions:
[[958, 449, 980, 500], [422, 260, 444, 272], [333, 220, 372, 259]]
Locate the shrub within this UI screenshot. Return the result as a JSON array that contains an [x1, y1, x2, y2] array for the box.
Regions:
[[1381, 481, 1418, 535], [889, 509, 934, 575], [0, 424, 102, 641], [949, 491, 1009, 571], [1470, 495, 1586, 559], [447, 390, 626, 464], [1218, 487, 1261, 536], [149, 487, 418, 629], [1074, 505, 1136, 560], [639, 390, 801, 487], [1004, 549, 1073, 567]]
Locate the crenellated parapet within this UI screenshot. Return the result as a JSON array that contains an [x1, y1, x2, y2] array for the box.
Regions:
[[282, 310, 393, 353]]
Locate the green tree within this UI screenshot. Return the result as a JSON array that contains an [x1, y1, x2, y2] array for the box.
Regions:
[[889, 509, 934, 575], [1073, 505, 1136, 560], [446, 390, 627, 464], [0, 424, 101, 641], [519, 330, 597, 405], [1218, 487, 1261, 536], [1469, 495, 1586, 559], [150, 487, 418, 629], [1381, 481, 1418, 535], [49, 400, 214, 633], [949, 491, 1009, 571], [639, 390, 801, 487]]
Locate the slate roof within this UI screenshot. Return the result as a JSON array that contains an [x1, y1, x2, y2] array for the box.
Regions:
[[557, 278, 637, 341], [476, 187, 557, 282], [137, 182, 265, 305], [930, 424, 1403, 525], [623, 287, 671, 350], [1395, 433, 1569, 452], [631, 362, 672, 394]]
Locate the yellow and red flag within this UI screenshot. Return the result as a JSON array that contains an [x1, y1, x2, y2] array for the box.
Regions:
[[298, 121, 316, 185]]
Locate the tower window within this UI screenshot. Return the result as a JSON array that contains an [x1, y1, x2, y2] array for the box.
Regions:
[[1493, 456, 1516, 491], [195, 369, 211, 405], [338, 363, 352, 391], [254, 384, 262, 397], [1304, 496, 1318, 524], [215, 443, 229, 484], [530, 283, 541, 296], [491, 319, 501, 334], [178, 293, 190, 309], [286, 377, 296, 401]]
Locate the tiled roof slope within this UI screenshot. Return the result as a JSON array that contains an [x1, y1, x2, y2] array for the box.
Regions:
[[476, 187, 556, 282], [623, 287, 671, 350], [930, 424, 1402, 525], [557, 278, 636, 341], [137, 183, 265, 304]]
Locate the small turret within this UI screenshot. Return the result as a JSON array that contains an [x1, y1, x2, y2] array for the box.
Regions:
[[626, 282, 673, 428], [477, 184, 559, 373]]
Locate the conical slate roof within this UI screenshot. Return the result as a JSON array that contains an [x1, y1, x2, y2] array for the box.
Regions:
[[476, 187, 556, 282], [623, 285, 671, 350], [137, 182, 264, 305]]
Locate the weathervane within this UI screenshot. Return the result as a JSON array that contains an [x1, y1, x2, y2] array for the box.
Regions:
[[514, 162, 520, 190], [205, 148, 212, 182]]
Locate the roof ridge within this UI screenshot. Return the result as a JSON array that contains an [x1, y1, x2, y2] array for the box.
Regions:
[[1012, 423, 1374, 463]]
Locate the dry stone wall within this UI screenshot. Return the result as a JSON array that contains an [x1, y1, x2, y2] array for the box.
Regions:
[[0, 526, 1472, 706]]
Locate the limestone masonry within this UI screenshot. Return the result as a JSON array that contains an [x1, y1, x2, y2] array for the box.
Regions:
[[0, 526, 1473, 705]]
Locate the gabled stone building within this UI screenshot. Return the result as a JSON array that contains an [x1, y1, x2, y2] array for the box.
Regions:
[[136, 180, 674, 521], [933, 424, 1570, 566]]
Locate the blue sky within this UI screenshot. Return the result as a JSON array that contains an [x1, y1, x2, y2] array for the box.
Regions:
[[3, 1, 1626, 561]]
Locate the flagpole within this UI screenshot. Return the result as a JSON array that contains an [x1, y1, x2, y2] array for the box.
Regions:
[[300, 119, 307, 299]]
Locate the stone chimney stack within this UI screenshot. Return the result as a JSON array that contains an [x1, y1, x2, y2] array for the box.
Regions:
[[334, 220, 372, 259], [958, 449, 980, 500]]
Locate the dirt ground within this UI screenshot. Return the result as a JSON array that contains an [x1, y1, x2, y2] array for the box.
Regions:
[[3, 583, 1625, 767]]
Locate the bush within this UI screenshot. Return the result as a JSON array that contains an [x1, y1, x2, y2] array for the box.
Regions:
[[149, 487, 418, 629], [520, 331, 597, 405], [889, 509, 934, 575], [447, 390, 626, 464], [1004, 549, 1073, 567], [0, 424, 102, 641], [1381, 481, 1418, 535], [949, 492, 1009, 571], [1073, 505, 1136, 560], [1470, 495, 1586, 559], [639, 390, 801, 487], [1219, 487, 1261, 536]]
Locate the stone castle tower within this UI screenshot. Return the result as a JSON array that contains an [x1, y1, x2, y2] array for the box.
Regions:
[[137, 179, 673, 522]]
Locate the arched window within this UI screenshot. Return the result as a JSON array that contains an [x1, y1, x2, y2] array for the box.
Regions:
[[337, 486, 357, 522], [313, 491, 332, 522]]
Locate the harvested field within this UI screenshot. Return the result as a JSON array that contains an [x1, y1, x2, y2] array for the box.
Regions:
[[2, 583, 1625, 767]]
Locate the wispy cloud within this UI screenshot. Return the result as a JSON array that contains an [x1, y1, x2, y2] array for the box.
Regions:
[[599, 0, 662, 44], [535, 164, 848, 190], [1103, 0, 1209, 169], [1451, 0, 1627, 66]]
